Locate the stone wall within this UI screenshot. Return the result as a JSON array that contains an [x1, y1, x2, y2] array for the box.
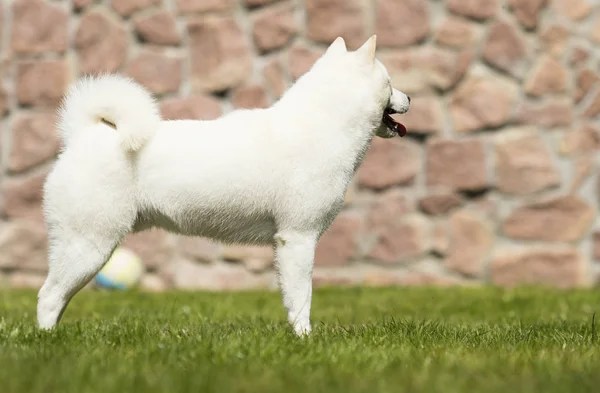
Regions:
[[1, 0, 600, 290]]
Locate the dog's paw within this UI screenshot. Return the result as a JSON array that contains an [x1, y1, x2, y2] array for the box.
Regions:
[[293, 322, 312, 337]]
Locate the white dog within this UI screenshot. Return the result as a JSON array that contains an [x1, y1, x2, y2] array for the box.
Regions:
[[37, 35, 410, 336]]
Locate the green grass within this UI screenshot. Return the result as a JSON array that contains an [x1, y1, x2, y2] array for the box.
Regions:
[[1, 286, 600, 393]]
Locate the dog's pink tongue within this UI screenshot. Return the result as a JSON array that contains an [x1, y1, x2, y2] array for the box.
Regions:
[[396, 122, 407, 137]]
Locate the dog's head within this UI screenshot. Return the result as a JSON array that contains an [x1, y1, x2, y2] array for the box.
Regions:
[[318, 35, 411, 139]]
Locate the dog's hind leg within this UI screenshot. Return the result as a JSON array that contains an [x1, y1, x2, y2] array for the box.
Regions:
[[37, 227, 122, 330], [274, 230, 318, 336]]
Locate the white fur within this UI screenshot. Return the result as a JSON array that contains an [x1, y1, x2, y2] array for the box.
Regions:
[[37, 36, 410, 336], [57, 74, 161, 152]]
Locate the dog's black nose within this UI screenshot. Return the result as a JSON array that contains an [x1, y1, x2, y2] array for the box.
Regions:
[[407, 96, 411, 103]]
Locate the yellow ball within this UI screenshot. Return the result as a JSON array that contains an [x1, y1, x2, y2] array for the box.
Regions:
[[95, 247, 145, 290]]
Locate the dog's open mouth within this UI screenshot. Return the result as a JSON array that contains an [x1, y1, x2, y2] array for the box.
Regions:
[[382, 108, 407, 137]]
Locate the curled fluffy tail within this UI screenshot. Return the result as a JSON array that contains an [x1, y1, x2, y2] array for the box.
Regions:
[[57, 74, 161, 152]]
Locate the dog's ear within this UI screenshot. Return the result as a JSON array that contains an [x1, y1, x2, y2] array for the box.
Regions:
[[326, 37, 347, 56], [357, 35, 377, 65]]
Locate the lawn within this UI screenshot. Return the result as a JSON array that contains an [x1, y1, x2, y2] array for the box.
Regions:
[[0, 286, 599, 393]]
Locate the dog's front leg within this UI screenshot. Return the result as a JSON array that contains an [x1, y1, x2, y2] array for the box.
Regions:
[[274, 230, 318, 336]]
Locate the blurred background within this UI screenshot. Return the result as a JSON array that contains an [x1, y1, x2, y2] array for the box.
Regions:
[[0, 0, 599, 291]]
